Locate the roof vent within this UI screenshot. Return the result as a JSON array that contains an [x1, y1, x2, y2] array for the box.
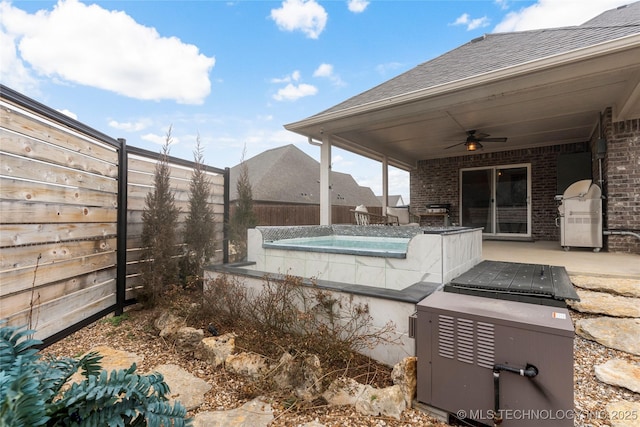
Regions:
[[617, 4, 628, 10], [470, 34, 486, 43]]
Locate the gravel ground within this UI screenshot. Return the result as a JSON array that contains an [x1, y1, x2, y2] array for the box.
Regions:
[[42, 293, 639, 427]]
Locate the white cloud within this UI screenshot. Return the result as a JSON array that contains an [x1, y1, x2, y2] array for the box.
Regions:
[[271, 70, 301, 84], [273, 82, 318, 101], [376, 61, 404, 75], [313, 63, 345, 86], [141, 132, 180, 146], [57, 108, 77, 120], [109, 118, 152, 132], [271, 69, 318, 101], [332, 154, 351, 167], [451, 13, 490, 31], [494, 0, 510, 10], [347, 0, 369, 13], [313, 63, 333, 78], [493, 0, 631, 32], [270, 0, 327, 39], [0, 0, 215, 104], [0, 23, 39, 93]]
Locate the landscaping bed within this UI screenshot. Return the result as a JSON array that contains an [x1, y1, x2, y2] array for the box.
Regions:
[[41, 278, 639, 427]]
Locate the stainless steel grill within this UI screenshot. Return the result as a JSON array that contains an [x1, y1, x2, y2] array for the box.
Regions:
[[557, 179, 602, 251]]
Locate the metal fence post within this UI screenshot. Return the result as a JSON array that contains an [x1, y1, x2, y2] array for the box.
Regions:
[[115, 138, 128, 315], [223, 167, 230, 264]]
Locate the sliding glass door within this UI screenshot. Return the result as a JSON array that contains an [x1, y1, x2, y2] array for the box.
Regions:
[[460, 165, 530, 237]]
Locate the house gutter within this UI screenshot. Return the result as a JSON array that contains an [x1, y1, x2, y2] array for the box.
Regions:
[[285, 33, 640, 132]]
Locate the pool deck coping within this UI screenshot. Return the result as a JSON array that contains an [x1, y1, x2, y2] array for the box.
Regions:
[[204, 262, 442, 304]]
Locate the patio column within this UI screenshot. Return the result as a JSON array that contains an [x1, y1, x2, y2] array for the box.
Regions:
[[320, 134, 332, 225], [382, 156, 389, 212]]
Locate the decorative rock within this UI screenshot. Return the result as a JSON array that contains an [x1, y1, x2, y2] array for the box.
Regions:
[[154, 311, 185, 338], [391, 356, 417, 407], [595, 359, 640, 393], [357, 384, 405, 420], [199, 332, 237, 367], [174, 326, 204, 354], [575, 318, 640, 356], [153, 364, 211, 411], [68, 346, 143, 386], [89, 345, 143, 372], [605, 400, 640, 427], [323, 377, 406, 420], [568, 290, 640, 317], [226, 352, 270, 379], [272, 352, 323, 401], [323, 377, 364, 407], [193, 397, 274, 427], [571, 275, 640, 298]]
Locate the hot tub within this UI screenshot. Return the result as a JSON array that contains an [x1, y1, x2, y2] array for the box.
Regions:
[[205, 224, 482, 366], [263, 235, 410, 258], [247, 225, 482, 290]]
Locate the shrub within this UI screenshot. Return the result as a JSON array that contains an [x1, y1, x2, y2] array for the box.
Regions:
[[140, 128, 181, 307], [227, 148, 257, 262], [0, 321, 191, 427], [182, 135, 216, 283], [202, 274, 398, 367]]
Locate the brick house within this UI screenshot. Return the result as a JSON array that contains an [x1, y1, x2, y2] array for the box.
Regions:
[[285, 2, 640, 253]]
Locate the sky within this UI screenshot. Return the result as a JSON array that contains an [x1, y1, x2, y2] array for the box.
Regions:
[[1, 0, 633, 203]]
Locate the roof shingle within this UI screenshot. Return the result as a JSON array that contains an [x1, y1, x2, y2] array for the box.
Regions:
[[315, 2, 640, 117]]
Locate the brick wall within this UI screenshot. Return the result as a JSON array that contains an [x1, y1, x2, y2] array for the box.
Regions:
[[411, 142, 589, 241], [603, 111, 640, 254]]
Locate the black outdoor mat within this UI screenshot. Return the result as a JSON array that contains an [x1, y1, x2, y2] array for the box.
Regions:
[[444, 260, 579, 307]]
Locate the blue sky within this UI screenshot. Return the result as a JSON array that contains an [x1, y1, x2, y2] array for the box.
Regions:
[[1, 0, 631, 202]]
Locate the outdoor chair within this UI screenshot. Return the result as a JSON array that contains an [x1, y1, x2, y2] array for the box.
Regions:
[[386, 206, 420, 226], [350, 205, 391, 225]]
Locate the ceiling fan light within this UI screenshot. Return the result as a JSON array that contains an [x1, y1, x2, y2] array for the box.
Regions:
[[467, 141, 482, 151]]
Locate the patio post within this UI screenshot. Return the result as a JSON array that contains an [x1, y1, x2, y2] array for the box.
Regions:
[[320, 134, 332, 225], [382, 155, 389, 212]]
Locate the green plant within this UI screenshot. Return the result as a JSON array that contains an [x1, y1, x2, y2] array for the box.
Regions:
[[101, 313, 130, 327], [140, 127, 181, 307], [182, 135, 216, 282], [0, 321, 191, 427], [227, 146, 257, 262]]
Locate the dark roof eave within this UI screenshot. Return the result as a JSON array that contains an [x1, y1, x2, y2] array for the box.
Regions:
[[284, 33, 640, 135]]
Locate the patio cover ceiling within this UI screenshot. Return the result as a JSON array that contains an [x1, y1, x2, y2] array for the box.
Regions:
[[285, 34, 640, 171]]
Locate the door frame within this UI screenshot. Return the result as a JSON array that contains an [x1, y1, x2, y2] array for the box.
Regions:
[[459, 163, 532, 238]]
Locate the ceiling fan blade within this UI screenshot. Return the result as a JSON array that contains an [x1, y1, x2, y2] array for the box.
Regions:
[[444, 142, 464, 149], [480, 137, 508, 142]]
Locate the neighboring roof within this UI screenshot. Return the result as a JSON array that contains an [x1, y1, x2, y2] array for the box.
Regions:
[[313, 2, 640, 117], [229, 144, 381, 207], [378, 195, 405, 207]]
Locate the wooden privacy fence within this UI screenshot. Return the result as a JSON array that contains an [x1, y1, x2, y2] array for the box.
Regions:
[[246, 204, 383, 226], [0, 85, 229, 345]]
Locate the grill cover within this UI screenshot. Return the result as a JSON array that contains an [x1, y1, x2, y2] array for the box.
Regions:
[[557, 180, 602, 250]]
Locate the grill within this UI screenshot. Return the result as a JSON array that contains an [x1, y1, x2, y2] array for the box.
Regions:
[[426, 203, 450, 214], [557, 179, 602, 251]]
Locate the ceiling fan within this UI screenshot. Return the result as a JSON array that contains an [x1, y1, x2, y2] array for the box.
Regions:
[[444, 130, 508, 151]]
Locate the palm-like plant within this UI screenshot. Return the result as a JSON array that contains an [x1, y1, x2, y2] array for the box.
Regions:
[[0, 321, 191, 427]]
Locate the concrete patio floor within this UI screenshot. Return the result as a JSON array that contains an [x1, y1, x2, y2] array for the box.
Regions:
[[482, 240, 640, 278]]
